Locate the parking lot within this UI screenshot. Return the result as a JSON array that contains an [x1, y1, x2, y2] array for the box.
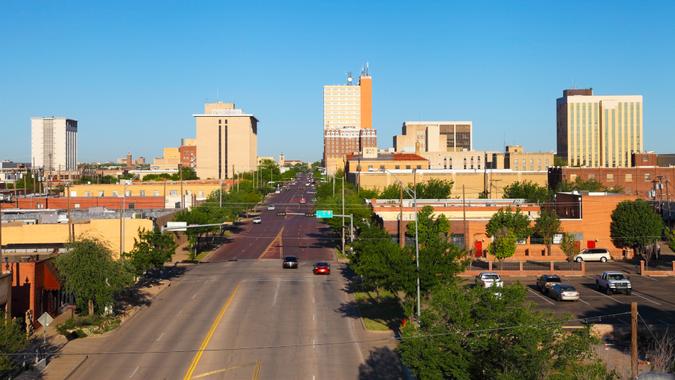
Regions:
[[476, 261, 675, 327]]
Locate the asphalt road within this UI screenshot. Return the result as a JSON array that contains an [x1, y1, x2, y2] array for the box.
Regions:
[[68, 174, 371, 380]]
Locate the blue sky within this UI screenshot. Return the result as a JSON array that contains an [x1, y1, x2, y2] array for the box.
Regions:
[[1, 1, 674, 163]]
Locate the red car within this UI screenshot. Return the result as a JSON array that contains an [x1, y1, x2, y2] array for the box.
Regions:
[[313, 262, 330, 275]]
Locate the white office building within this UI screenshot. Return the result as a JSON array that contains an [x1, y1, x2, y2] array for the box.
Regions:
[[31, 117, 78, 171]]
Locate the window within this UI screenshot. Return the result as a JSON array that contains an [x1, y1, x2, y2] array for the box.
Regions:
[[98, 191, 105, 197], [570, 174, 577, 182], [406, 165, 411, 169], [125, 190, 131, 197], [625, 173, 632, 182], [606, 173, 614, 182], [84, 191, 92, 197], [153, 190, 160, 196], [169, 190, 178, 196], [644, 173, 651, 182], [112, 191, 119, 197], [588, 174, 595, 180], [379, 165, 385, 170], [416, 165, 422, 169], [139, 190, 146, 197], [74, 204, 80, 209], [395, 165, 400, 169]]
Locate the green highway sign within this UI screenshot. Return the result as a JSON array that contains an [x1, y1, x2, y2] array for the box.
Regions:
[[315, 210, 333, 219]]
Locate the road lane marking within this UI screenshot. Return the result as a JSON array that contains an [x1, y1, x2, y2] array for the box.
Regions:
[[272, 280, 280, 306], [183, 283, 241, 380], [192, 362, 257, 379], [155, 332, 165, 342], [596, 290, 621, 303], [527, 288, 555, 305], [632, 291, 662, 305], [252, 360, 261, 380], [191, 293, 198, 300], [578, 298, 590, 306], [313, 313, 316, 321], [128, 366, 140, 378]]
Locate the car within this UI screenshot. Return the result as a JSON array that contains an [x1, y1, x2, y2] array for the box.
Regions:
[[313, 262, 330, 275], [275, 189, 281, 194], [282, 256, 298, 269], [536, 274, 561, 294], [548, 284, 580, 301], [475, 272, 503, 288], [267, 205, 276, 211], [573, 248, 611, 262], [596, 271, 632, 295], [252, 217, 262, 224]]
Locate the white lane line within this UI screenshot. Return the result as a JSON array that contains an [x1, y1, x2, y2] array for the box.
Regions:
[[176, 307, 184, 317], [641, 276, 658, 281], [578, 298, 590, 306], [272, 280, 280, 306], [313, 313, 316, 321], [191, 292, 198, 300], [596, 290, 621, 303], [128, 366, 140, 378], [632, 291, 662, 306], [155, 332, 165, 342], [527, 288, 555, 305]]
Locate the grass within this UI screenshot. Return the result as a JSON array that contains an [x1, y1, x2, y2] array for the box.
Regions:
[[353, 290, 405, 332]]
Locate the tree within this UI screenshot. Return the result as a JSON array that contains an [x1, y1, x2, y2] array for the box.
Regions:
[[172, 167, 198, 181], [0, 315, 27, 375], [485, 207, 531, 241], [55, 238, 134, 315], [560, 233, 579, 266], [399, 284, 614, 380], [416, 179, 453, 199], [534, 210, 561, 256], [379, 183, 405, 199], [406, 206, 450, 248], [490, 229, 517, 268], [124, 228, 177, 276], [610, 199, 664, 265], [503, 181, 551, 203]]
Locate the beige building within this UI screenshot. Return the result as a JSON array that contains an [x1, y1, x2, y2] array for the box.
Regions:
[[499, 145, 554, 171], [31, 117, 78, 171], [194, 102, 258, 179], [556, 89, 643, 167], [351, 169, 548, 199], [345, 148, 429, 173], [152, 147, 180, 170], [423, 151, 491, 170], [394, 121, 472, 153]]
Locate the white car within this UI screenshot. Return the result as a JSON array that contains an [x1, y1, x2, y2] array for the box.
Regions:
[[574, 248, 611, 263], [267, 205, 275, 211], [252, 217, 262, 224], [475, 272, 504, 288]]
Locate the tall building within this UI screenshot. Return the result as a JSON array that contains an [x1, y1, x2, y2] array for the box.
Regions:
[[323, 66, 376, 175], [31, 117, 78, 171], [394, 121, 472, 153], [179, 138, 197, 169], [556, 89, 643, 167], [194, 102, 258, 179]]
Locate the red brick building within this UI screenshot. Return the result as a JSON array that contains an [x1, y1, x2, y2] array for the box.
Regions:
[[1, 196, 165, 210], [179, 145, 197, 169]]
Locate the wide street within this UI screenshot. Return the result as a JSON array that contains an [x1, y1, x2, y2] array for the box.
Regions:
[[67, 175, 387, 380]]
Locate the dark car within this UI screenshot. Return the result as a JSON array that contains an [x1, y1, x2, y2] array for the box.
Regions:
[[282, 256, 298, 269], [536, 274, 561, 294], [313, 262, 330, 275]]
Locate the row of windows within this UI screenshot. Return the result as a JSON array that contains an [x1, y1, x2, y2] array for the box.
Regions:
[[569, 172, 654, 183], [75, 190, 206, 198]]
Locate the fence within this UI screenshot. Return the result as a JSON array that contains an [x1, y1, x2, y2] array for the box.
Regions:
[[460, 260, 585, 277]]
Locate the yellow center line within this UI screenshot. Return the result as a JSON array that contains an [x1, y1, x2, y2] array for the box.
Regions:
[[183, 283, 241, 380], [252, 360, 262, 380]]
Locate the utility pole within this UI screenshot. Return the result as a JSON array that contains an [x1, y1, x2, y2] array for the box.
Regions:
[[413, 169, 421, 321], [332, 175, 335, 197], [120, 183, 126, 257], [179, 164, 184, 209], [666, 179, 672, 228], [631, 302, 638, 379], [341, 175, 345, 253], [67, 184, 73, 243], [399, 186, 405, 248], [219, 179, 223, 208], [462, 184, 467, 252]]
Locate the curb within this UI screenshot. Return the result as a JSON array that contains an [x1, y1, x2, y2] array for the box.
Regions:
[[63, 355, 89, 380]]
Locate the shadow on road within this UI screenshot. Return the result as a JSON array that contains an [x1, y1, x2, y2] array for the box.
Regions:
[[358, 346, 405, 380], [116, 265, 187, 312]]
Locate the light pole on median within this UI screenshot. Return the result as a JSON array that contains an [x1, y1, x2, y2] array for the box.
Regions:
[[386, 169, 421, 321]]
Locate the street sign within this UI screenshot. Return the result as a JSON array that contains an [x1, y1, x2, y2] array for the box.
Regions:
[[37, 312, 53, 328], [166, 221, 187, 232], [315, 210, 333, 219]]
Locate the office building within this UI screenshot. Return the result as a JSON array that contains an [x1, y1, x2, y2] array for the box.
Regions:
[[323, 67, 376, 175], [556, 89, 643, 167], [194, 102, 258, 179], [394, 121, 472, 153], [31, 117, 78, 171], [179, 138, 197, 169], [152, 147, 180, 170]]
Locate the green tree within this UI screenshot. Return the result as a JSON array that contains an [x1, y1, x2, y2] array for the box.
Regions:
[[416, 178, 453, 199], [172, 167, 198, 181], [610, 199, 664, 264], [560, 233, 579, 265], [379, 183, 405, 199], [503, 181, 551, 203], [0, 315, 27, 375], [399, 284, 614, 380], [490, 229, 517, 267], [406, 206, 450, 247], [534, 210, 561, 256], [124, 228, 177, 276], [55, 238, 134, 315], [485, 207, 531, 241]]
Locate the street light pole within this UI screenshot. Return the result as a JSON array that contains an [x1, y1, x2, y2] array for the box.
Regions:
[[413, 169, 421, 320], [341, 175, 345, 253]]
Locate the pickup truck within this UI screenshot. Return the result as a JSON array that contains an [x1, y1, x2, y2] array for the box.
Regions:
[[595, 271, 632, 295]]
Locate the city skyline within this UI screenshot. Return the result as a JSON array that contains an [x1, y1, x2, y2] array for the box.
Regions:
[[1, 1, 674, 163]]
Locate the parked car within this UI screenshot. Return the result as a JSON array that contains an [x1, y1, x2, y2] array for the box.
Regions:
[[475, 272, 503, 288], [574, 248, 612, 263], [313, 262, 331, 275], [267, 205, 276, 211], [282, 256, 299, 269], [596, 271, 632, 295], [548, 284, 580, 301], [252, 217, 262, 224], [536, 274, 561, 294]]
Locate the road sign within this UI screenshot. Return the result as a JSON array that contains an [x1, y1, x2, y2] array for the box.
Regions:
[[315, 210, 333, 219], [37, 312, 53, 328], [166, 221, 187, 232]]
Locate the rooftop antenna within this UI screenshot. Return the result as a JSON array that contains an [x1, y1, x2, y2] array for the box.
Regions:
[[362, 62, 370, 76], [347, 72, 353, 85]]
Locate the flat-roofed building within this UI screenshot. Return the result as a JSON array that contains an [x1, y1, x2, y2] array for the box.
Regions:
[[194, 102, 258, 179], [31, 117, 78, 171], [394, 121, 472, 153], [556, 88, 643, 167]]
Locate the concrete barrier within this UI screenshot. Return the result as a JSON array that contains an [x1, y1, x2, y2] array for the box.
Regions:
[[460, 261, 585, 277], [639, 260, 675, 277]]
